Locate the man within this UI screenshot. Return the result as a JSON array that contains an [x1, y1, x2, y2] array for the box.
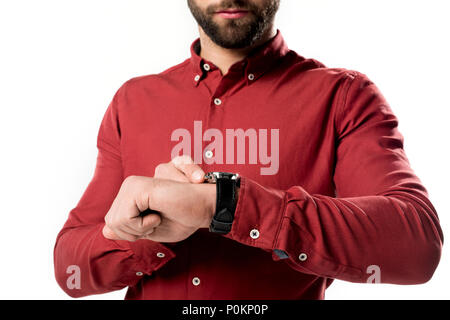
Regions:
[[54, 0, 443, 299]]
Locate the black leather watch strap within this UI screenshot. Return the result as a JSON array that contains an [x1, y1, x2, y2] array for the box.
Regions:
[[209, 177, 238, 234]]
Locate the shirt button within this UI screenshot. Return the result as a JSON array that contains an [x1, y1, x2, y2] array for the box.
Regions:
[[250, 229, 260, 239], [298, 253, 308, 261], [248, 73, 255, 81], [194, 74, 201, 82], [156, 252, 165, 258], [205, 150, 213, 159], [136, 271, 144, 276], [192, 277, 201, 286], [214, 98, 222, 106], [203, 63, 211, 71]]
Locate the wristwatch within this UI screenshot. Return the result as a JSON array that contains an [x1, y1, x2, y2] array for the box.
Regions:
[[204, 172, 240, 234]]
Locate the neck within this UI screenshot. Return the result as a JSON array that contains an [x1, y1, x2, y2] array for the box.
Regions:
[[198, 26, 277, 75]]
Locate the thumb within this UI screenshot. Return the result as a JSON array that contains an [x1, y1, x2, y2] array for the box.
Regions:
[[171, 155, 205, 183], [140, 212, 162, 232]]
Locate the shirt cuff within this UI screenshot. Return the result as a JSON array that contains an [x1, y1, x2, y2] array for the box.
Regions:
[[127, 239, 176, 275], [97, 223, 176, 286], [222, 176, 286, 253]]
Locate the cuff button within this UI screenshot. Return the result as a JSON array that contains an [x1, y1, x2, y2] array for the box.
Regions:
[[192, 277, 201, 286], [298, 253, 308, 261], [250, 229, 260, 239]]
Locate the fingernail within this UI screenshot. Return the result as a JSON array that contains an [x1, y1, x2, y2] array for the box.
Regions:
[[193, 170, 204, 181]]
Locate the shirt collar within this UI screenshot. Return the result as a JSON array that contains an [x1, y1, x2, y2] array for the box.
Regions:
[[190, 29, 289, 87]]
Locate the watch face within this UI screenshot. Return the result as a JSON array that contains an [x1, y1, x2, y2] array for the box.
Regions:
[[204, 172, 239, 183]]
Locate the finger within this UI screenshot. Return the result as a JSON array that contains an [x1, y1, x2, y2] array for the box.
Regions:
[[171, 156, 205, 183], [140, 227, 164, 242], [103, 224, 139, 242], [164, 165, 190, 182], [155, 163, 189, 182], [110, 203, 149, 237], [121, 222, 150, 237], [141, 213, 162, 230], [102, 225, 120, 240], [127, 213, 162, 235], [139, 228, 155, 239], [115, 226, 140, 242]]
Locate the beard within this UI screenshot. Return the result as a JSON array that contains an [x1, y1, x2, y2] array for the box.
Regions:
[[187, 0, 280, 49]]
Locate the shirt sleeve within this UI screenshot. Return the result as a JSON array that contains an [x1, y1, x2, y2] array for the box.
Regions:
[[223, 71, 443, 284], [53, 83, 176, 298]]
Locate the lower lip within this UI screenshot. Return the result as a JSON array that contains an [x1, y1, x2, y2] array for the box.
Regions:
[[216, 11, 249, 19]]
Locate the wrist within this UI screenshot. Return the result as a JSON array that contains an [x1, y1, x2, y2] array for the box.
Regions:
[[199, 183, 217, 228], [205, 173, 240, 233]]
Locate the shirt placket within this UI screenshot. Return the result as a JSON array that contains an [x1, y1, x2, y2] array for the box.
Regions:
[[201, 64, 243, 167], [186, 65, 243, 299]]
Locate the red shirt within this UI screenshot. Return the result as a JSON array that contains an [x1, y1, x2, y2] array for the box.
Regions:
[[54, 30, 443, 299]]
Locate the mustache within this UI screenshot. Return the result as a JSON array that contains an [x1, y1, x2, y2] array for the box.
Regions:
[[206, 0, 257, 14]]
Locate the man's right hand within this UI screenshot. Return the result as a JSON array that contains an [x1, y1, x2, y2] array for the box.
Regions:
[[102, 175, 162, 241], [102, 156, 205, 242]]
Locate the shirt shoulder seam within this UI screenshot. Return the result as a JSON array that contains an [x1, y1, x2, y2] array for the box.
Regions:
[[335, 70, 360, 133]]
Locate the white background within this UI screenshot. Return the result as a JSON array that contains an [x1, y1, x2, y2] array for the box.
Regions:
[[0, 0, 448, 299]]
